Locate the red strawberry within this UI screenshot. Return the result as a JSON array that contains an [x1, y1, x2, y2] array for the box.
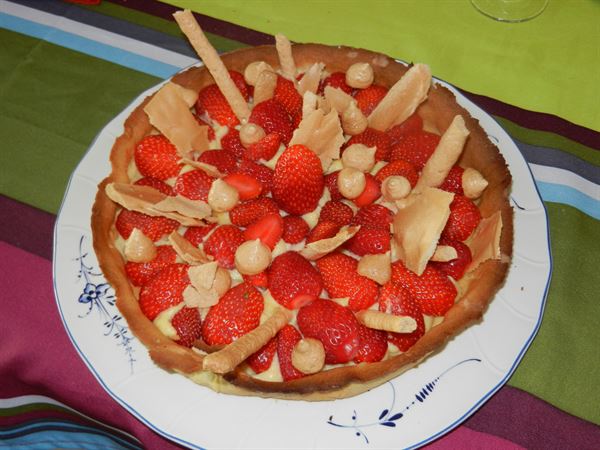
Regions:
[[244, 132, 281, 162], [345, 227, 390, 256], [134, 177, 174, 196], [385, 113, 424, 146], [249, 98, 294, 145], [196, 84, 239, 127], [324, 171, 343, 201], [244, 213, 284, 249], [238, 158, 274, 194], [220, 128, 246, 159], [173, 169, 214, 201], [306, 221, 341, 244], [115, 210, 178, 242], [229, 197, 279, 227], [268, 251, 323, 309], [345, 127, 391, 161], [247, 337, 277, 374], [229, 70, 250, 100], [198, 149, 238, 174], [351, 204, 394, 230], [441, 195, 481, 241], [125, 245, 177, 287], [203, 224, 245, 269], [201, 283, 264, 345], [183, 223, 216, 247], [274, 76, 303, 124], [352, 173, 381, 207], [172, 306, 202, 347], [223, 172, 263, 200], [316, 253, 379, 311], [134, 135, 182, 181], [389, 131, 441, 171], [391, 261, 457, 316], [139, 263, 190, 320], [242, 271, 269, 288], [319, 72, 353, 95], [353, 324, 388, 363], [354, 84, 388, 115], [379, 281, 425, 352], [297, 298, 360, 364], [272, 144, 324, 215], [319, 200, 354, 226], [431, 239, 472, 280], [277, 324, 305, 381], [282, 215, 309, 244], [374, 160, 419, 187], [439, 166, 465, 196]]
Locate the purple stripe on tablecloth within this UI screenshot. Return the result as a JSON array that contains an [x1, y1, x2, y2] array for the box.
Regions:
[[464, 385, 600, 450], [0, 194, 55, 261], [427, 426, 524, 449]]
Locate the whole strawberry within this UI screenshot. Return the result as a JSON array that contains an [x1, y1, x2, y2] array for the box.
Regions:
[[282, 215, 309, 244], [247, 337, 277, 374], [345, 127, 391, 161], [319, 72, 353, 95], [196, 84, 239, 127], [385, 113, 424, 146], [277, 325, 305, 381], [353, 324, 388, 363], [438, 165, 465, 195], [430, 239, 472, 280], [319, 200, 354, 226], [345, 204, 393, 255], [297, 298, 360, 364], [201, 283, 264, 345], [115, 209, 178, 242], [220, 128, 246, 159], [249, 98, 294, 145], [198, 149, 238, 174], [183, 223, 216, 247], [354, 84, 388, 116], [134, 177, 174, 196], [274, 76, 303, 124], [238, 158, 274, 194], [203, 224, 245, 269], [139, 263, 190, 320], [441, 194, 481, 242], [379, 281, 425, 351], [173, 169, 214, 201], [324, 171, 343, 201], [125, 245, 177, 286], [268, 251, 323, 309], [172, 306, 202, 347], [389, 130, 440, 171], [134, 135, 182, 181], [272, 144, 324, 215], [229, 197, 279, 227], [244, 133, 281, 162], [374, 160, 419, 187]]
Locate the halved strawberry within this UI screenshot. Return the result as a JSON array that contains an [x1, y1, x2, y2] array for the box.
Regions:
[[115, 210, 179, 242], [198, 149, 238, 175], [229, 197, 279, 227], [306, 221, 341, 244], [244, 132, 281, 162], [268, 251, 323, 309], [353, 324, 388, 363], [441, 194, 481, 242], [139, 263, 190, 320], [345, 227, 390, 256], [203, 224, 245, 269], [274, 75, 303, 124], [297, 298, 360, 364], [238, 158, 274, 194], [391, 261, 457, 316], [201, 283, 264, 345], [319, 72, 353, 95], [134, 177, 174, 196], [430, 238, 472, 280], [247, 337, 277, 374], [183, 223, 216, 247], [172, 306, 202, 347], [282, 215, 309, 244], [272, 144, 324, 215], [439, 166, 465, 195], [220, 128, 246, 159], [324, 171, 343, 201], [379, 281, 425, 352], [385, 113, 424, 146], [277, 324, 305, 381], [389, 130, 441, 171], [222, 172, 263, 200], [173, 169, 214, 201], [134, 135, 182, 181], [352, 173, 381, 207], [345, 127, 391, 161], [315, 252, 379, 311], [125, 245, 177, 287], [244, 213, 284, 249], [354, 84, 388, 116], [319, 200, 354, 226], [374, 160, 419, 187], [249, 98, 294, 145]]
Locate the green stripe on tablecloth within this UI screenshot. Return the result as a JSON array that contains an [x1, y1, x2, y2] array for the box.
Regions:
[[0, 28, 159, 214], [508, 202, 600, 425], [0, 402, 70, 417], [164, 0, 600, 132]]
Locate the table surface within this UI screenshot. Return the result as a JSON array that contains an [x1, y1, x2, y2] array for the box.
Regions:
[[1, 0, 599, 449]]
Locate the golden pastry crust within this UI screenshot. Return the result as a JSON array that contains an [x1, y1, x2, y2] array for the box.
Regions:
[[91, 43, 513, 401]]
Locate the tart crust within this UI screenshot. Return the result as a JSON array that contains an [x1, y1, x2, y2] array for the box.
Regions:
[[91, 43, 513, 401]]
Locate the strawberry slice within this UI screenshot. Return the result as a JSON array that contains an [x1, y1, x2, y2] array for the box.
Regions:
[[345, 127, 391, 161], [277, 325, 305, 381], [247, 337, 277, 374], [272, 144, 324, 215], [268, 251, 323, 309], [220, 128, 246, 159], [439, 165, 465, 195], [204, 224, 245, 269], [318, 200, 354, 226], [244, 132, 281, 162], [134, 177, 174, 196], [297, 298, 360, 364], [374, 160, 419, 187], [125, 245, 177, 287], [352, 173, 381, 207], [353, 84, 388, 115], [201, 283, 264, 345], [385, 113, 424, 146], [197, 149, 238, 175], [389, 130, 441, 171], [238, 158, 274, 194], [134, 135, 182, 181], [173, 169, 215, 201], [229, 197, 279, 227], [319, 72, 353, 95], [441, 194, 481, 242], [324, 171, 343, 201], [391, 261, 457, 316], [282, 215, 309, 244], [430, 238, 472, 280], [115, 210, 178, 242], [306, 221, 341, 244], [353, 324, 388, 363], [379, 281, 425, 352], [139, 263, 190, 320], [243, 213, 284, 249], [315, 252, 379, 311], [183, 223, 216, 247], [249, 98, 294, 145], [172, 306, 202, 347], [274, 75, 303, 125]]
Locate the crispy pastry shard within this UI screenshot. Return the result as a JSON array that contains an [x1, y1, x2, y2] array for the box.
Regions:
[[465, 211, 503, 272], [355, 310, 417, 333], [183, 262, 220, 308], [297, 62, 324, 95], [275, 33, 296, 80], [253, 69, 278, 104], [392, 188, 454, 275], [300, 225, 360, 260], [173, 10, 250, 122], [368, 63, 431, 131], [180, 158, 224, 178], [168, 231, 211, 265], [144, 82, 209, 156], [413, 115, 470, 194], [324, 86, 354, 113], [202, 308, 292, 374]]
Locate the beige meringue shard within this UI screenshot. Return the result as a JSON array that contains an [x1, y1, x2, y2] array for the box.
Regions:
[[413, 115, 470, 194], [144, 82, 209, 157], [297, 62, 324, 95], [300, 225, 360, 260], [431, 245, 458, 262], [357, 253, 392, 285], [124, 228, 157, 263], [253, 69, 278, 104], [465, 211, 503, 273], [368, 63, 431, 131], [275, 34, 296, 80], [168, 231, 211, 265], [173, 10, 250, 122], [153, 195, 213, 221], [392, 187, 454, 275], [244, 61, 274, 86], [324, 86, 354, 113], [184, 262, 221, 308], [179, 158, 224, 178], [183, 284, 219, 309], [302, 91, 320, 119]]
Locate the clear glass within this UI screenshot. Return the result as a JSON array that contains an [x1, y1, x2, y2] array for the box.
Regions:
[[471, 0, 548, 22]]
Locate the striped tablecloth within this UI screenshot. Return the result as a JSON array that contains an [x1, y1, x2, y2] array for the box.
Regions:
[[1, 0, 599, 448]]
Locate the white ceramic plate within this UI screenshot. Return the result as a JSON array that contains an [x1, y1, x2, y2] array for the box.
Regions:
[[53, 70, 552, 449]]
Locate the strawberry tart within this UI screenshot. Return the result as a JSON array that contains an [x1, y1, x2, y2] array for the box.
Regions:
[[91, 10, 513, 400]]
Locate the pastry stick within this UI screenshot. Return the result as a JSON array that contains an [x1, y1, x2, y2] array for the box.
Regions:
[[173, 10, 250, 122], [355, 310, 417, 333], [275, 33, 297, 80], [202, 308, 292, 374]]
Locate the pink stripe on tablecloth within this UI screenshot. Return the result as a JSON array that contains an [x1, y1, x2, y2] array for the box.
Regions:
[[427, 426, 524, 449]]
